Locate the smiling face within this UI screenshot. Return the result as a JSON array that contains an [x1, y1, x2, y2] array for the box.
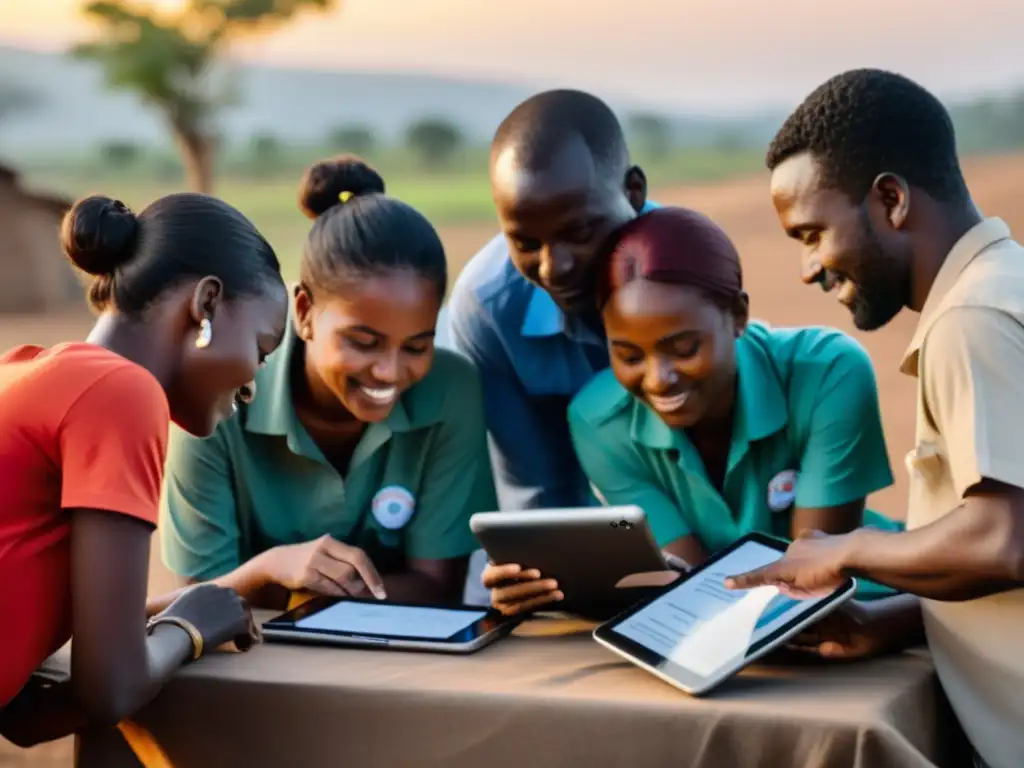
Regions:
[[491, 136, 643, 314], [295, 270, 440, 423], [603, 278, 746, 430], [770, 152, 912, 331]]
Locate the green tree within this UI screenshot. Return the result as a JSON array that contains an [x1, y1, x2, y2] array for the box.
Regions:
[[405, 117, 463, 169], [327, 123, 376, 156], [74, 0, 335, 193], [627, 112, 673, 159]]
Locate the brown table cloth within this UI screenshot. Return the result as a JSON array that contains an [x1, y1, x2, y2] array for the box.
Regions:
[[69, 613, 963, 768]]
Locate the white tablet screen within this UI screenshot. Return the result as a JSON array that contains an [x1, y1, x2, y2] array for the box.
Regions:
[[612, 540, 829, 677], [295, 602, 488, 640]]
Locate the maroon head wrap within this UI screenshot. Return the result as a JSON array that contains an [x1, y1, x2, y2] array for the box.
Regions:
[[595, 206, 743, 309]]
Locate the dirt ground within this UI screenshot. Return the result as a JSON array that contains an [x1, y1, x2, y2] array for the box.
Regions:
[[3, 153, 1024, 766]]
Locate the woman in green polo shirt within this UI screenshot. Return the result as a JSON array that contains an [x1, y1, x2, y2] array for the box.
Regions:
[[157, 156, 497, 608], [485, 207, 915, 657]]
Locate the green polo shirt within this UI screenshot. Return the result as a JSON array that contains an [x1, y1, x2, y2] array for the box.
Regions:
[[568, 321, 898, 555], [159, 326, 496, 581]]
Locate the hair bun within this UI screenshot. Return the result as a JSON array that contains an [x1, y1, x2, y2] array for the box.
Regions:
[[298, 155, 386, 220], [61, 195, 140, 276]]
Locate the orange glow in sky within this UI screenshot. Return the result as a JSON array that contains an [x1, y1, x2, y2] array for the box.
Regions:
[[3, 0, 1024, 111]]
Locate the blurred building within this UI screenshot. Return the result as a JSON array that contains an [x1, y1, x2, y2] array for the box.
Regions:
[[0, 163, 80, 313]]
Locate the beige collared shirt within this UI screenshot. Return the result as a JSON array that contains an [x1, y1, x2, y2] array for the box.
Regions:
[[901, 217, 1024, 768]]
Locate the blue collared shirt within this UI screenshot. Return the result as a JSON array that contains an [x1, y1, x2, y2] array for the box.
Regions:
[[446, 202, 657, 510]]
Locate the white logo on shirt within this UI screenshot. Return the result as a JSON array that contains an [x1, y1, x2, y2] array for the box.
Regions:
[[371, 485, 416, 530], [767, 469, 798, 511]]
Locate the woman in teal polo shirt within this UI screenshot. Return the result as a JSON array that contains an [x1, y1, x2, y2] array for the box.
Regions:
[[158, 156, 497, 608], [486, 207, 915, 657]]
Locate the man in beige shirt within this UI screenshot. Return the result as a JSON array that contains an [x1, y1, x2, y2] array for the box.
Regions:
[[727, 68, 1024, 768]]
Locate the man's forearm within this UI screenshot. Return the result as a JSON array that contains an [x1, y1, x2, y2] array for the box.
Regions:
[[842, 500, 1024, 600]]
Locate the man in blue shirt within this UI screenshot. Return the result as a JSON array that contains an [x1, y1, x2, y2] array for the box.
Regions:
[[448, 89, 654, 510]]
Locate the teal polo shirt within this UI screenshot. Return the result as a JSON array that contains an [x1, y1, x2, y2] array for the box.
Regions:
[[568, 321, 898, 555], [160, 326, 497, 581]]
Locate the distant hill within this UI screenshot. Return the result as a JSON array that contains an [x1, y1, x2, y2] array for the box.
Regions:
[[0, 45, 782, 153]]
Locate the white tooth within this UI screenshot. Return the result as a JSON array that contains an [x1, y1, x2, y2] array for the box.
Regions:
[[361, 386, 396, 403], [650, 391, 690, 411], [837, 280, 857, 304]]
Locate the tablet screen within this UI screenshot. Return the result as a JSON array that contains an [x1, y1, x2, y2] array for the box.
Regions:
[[608, 539, 844, 679], [295, 602, 489, 640]]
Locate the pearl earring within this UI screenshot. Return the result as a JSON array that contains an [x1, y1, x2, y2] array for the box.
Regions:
[[195, 317, 213, 349]]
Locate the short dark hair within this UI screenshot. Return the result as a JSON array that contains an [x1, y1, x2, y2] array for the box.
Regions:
[[297, 155, 446, 300], [62, 193, 282, 315], [766, 68, 968, 203], [491, 89, 629, 179]]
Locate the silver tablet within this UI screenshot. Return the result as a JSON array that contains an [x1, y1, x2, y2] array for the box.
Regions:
[[470, 506, 672, 619], [262, 597, 519, 654], [594, 532, 858, 695]]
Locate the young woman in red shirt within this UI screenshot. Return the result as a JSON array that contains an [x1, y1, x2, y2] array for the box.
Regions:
[[0, 192, 288, 746]]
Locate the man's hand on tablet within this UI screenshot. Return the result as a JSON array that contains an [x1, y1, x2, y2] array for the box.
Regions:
[[481, 563, 563, 616], [724, 529, 854, 598]]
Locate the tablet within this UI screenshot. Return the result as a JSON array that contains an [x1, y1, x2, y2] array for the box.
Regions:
[[262, 597, 518, 654], [593, 532, 857, 695], [470, 506, 673, 619]]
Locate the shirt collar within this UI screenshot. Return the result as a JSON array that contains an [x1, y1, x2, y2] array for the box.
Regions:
[[243, 318, 429, 459], [630, 324, 788, 451], [900, 217, 1012, 376], [520, 199, 661, 345]]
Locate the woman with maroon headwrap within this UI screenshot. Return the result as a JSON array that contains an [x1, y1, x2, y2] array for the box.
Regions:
[[483, 206, 917, 660]]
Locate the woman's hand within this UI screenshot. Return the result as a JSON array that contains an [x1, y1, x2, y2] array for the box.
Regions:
[[257, 535, 387, 600], [158, 583, 259, 653], [482, 563, 562, 616]]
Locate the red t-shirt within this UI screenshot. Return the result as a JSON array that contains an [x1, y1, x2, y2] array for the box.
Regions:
[[0, 343, 169, 708]]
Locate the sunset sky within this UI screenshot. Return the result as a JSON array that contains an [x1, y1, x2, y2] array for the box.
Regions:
[[2, 0, 1023, 112]]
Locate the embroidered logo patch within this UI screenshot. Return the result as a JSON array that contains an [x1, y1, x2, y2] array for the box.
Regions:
[[371, 485, 416, 530], [767, 469, 798, 511]]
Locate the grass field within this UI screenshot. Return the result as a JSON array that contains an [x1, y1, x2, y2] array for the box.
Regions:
[[19, 146, 764, 278]]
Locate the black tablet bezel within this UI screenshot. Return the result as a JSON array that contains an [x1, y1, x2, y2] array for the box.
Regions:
[[262, 596, 510, 644], [593, 532, 856, 691]]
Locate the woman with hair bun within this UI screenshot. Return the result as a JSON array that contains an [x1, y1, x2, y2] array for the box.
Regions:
[[0, 193, 287, 745], [160, 156, 496, 608], [484, 206, 918, 660]]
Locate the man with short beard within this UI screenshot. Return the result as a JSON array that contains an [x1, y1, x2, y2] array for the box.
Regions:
[[727, 68, 1024, 768]]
